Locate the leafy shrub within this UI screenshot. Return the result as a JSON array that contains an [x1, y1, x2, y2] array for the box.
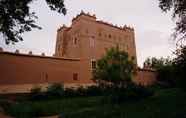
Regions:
[[86, 85, 103, 96], [0, 99, 12, 111], [46, 83, 64, 98], [102, 83, 154, 104], [30, 86, 45, 101], [64, 87, 77, 97]]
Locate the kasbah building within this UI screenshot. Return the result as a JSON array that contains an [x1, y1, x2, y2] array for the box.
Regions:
[[0, 11, 157, 93]]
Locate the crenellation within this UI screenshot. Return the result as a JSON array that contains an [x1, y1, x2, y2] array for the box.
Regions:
[[0, 47, 3, 52], [41, 53, 45, 56], [15, 49, 19, 54], [28, 51, 32, 55], [72, 11, 96, 24]]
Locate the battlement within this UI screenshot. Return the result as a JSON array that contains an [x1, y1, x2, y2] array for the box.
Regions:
[[72, 11, 96, 23], [0, 47, 51, 58], [96, 20, 134, 32], [57, 11, 134, 33]]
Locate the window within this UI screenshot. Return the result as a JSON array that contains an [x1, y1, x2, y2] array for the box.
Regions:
[[73, 73, 78, 80], [91, 59, 96, 70], [74, 38, 77, 45], [90, 37, 95, 47], [109, 34, 111, 38]]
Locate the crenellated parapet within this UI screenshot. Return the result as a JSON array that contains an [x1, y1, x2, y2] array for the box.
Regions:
[[96, 20, 134, 32], [57, 24, 69, 32], [72, 11, 134, 32], [72, 10, 96, 23], [0, 47, 3, 52], [57, 11, 134, 33], [15, 49, 20, 54]]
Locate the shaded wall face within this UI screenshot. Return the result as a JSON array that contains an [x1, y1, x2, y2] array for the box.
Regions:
[[0, 53, 82, 85], [133, 70, 157, 86]]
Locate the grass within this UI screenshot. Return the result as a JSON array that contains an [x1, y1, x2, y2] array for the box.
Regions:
[[1, 88, 186, 118]]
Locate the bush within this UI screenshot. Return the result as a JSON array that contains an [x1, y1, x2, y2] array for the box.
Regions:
[[86, 86, 103, 96], [30, 86, 45, 101], [46, 83, 64, 98], [64, 87, 78, 97], [0, 99, 12, 111], [102, 83, 154, 104]]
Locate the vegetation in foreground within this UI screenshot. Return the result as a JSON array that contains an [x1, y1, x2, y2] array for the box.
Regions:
[[0, 47, 185, 118], [0, 88, 186, 118]]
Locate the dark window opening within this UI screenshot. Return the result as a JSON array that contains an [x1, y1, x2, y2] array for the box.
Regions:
[[73, 73, 78, 80], [91, 61, 96, 69], [74, 38, 77, 44]]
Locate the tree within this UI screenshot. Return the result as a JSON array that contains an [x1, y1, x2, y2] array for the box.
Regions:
[[158, 0, 186, 44], [92, 46, 136, 88], [173, 46, 186, 90], [143, 57, 172, 69], [0, 0, 66, 44], [143, 57, 176, 87]]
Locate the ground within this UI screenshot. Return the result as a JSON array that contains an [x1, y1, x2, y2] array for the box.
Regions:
[[1, 88, 186, 118]]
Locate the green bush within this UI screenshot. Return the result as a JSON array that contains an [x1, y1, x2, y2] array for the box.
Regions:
[[46, 83, 64, 98], [86, 86, 103, 96], [102, 83, 154, 104], [64, 87, 79, 97], [30, 86, 45, 101]]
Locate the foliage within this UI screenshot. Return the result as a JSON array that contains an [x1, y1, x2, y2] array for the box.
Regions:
[[173, 46, 186, 90], [3, 88, 186, 118], [93, 46, 136, 88], [144, 46, 186, 88], [103, 84, 154, 104], [143, 57, 177, 87], [64, 86, 103, 97], [30, 86, 42, 94], [158, 0, 186, 44], [0, 0, 66, 44], [30, 86, 45, 101], [46, 83, 64, 98], [143, 57, 172, 69]]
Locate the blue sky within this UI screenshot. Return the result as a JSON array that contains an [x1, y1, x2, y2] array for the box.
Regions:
[[0, 0, 176, 66]]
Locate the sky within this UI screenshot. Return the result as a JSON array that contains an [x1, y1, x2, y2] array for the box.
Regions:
[[0, 0, 176, 66]]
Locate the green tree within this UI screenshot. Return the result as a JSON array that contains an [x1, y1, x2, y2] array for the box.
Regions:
[[0, 0, 66, 44], [173, 46, 186, 90], [143, 57, 172, 69], [92, 46, 136, 88], [143, 57, 176, 87], [158, 0, 186, 44]]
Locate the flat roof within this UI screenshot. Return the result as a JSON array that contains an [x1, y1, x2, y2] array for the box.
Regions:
[[0, 51, 80, 61]]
